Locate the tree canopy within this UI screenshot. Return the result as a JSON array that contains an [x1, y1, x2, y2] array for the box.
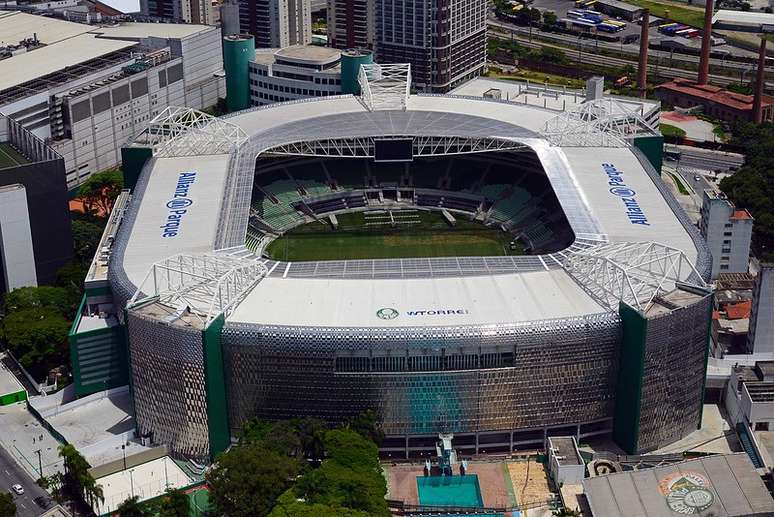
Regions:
[[1, 306, 70, 368], [0, 492, 16, 516], [207, 444, 300, 517], [719, 122, 774, 260], [77, 168, 123, 217]]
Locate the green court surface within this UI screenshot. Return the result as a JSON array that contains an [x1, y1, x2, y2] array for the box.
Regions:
[[264, 210, 524, 261], [416, 474, 484, 508], [0, 143, 29, 169], [187, 488, 211, 516]]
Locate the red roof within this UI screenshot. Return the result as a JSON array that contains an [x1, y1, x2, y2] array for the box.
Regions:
[[726, 301, 752, 320], [657, 78, 774, 112], [731, 209, 753, 220]]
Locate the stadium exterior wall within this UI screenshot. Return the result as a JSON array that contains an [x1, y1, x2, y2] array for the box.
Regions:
[[221, 315, 622, 445]]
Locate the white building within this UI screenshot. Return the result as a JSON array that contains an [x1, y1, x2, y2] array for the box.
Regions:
[[699, 189, 753, 279], [249, 45, 342, 106], [0, 12, 225, 189], [239, 0, 311, 49], [748, 264, 774, 355]]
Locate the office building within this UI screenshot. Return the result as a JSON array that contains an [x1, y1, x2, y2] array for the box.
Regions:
[[699, 189, 753, 279], [374, 0, 487, 92], [0, 118, 72, 293], [140, 0, 213, 24], [327, 0, 374, 50], [748, 264, 774, 354], [239, 0, 311, 48], [0, 11, 225, 189], [248, 46, 345, 105]]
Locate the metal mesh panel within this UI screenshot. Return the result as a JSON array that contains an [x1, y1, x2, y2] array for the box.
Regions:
[[127, 310, 211, 461], [636, 294, 711, 452], [222, 313, 621, 436]]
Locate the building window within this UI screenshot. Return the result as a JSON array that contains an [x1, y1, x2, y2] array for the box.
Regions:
[[720, 264, 729, 270], [723, 232, 732, 237]]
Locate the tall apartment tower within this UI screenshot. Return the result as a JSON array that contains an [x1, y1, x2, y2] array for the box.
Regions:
[[374, 0, 486, 92], [699, 190, 753, 279], [747, 264, 774, 354], [327, 0, 374, 49], [141, 0, 213, 24], [239, 0, 312, 48]]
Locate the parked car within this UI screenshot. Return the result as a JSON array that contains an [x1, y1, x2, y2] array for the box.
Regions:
[[11, 484, 24, 495]]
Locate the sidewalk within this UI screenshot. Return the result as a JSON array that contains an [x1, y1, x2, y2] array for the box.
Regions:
[[0, 402, 64, 479]]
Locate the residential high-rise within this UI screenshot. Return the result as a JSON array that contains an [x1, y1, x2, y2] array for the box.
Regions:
[[141, 0, 213, 24], [239, 0, 312, 48], [327, 0, 374, 50], [747, 264, 774, 354], [699, 190, 753, 279], [374, 0, 487, 92]]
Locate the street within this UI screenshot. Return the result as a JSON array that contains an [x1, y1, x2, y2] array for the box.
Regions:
[[666, 145, 745, 172], [0, 445, 53, 517]]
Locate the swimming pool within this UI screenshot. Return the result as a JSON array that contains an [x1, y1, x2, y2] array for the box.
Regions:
[[416, 474, 484, 508]]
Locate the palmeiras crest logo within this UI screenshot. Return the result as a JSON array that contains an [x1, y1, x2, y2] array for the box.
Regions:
[[658, 472, 715, 514], [376, 308, 399, 320]]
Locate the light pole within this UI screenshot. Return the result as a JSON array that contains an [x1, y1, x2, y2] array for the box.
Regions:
[[121, 444, 126, 471], [129, 468, 135, 498]]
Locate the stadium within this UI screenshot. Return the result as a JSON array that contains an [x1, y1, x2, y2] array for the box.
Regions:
[[109, 66, 713, 462]]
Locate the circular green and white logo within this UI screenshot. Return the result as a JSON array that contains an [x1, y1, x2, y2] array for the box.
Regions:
[[659, 472, 715, 515], [376, 307, 399, 320]]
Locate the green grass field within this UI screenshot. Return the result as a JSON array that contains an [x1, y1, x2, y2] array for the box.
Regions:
[[0, 143, 29, 169], [264, 210, 524, 261]]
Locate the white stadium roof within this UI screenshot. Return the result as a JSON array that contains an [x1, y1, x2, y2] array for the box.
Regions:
[[113, 94, 706, 328]]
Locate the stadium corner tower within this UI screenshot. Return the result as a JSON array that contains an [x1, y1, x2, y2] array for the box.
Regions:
[[110, 71, 712, 462]]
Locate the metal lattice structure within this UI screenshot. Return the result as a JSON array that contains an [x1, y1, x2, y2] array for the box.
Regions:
[[542, 98, 658, 147], [564, 241, 706, 312], [358, 63, 411, 111], [133, 106, 248, 157], [130, 253, 268, 326], [264, 135, 530, 158]]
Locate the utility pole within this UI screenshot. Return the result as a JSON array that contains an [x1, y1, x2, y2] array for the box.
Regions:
[[121, 444, 127, 471]]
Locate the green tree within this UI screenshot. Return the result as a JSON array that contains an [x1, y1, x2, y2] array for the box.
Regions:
[[154, 488, 189, 516], [542, 10, 558, 28], [294, 418, 327, 464], [71, 219, 106, 264], [720, 121, 774, 259], [77, 168, 123, 216], [346, 410, 385, 446], [116, 495, 145, 517], [58, 444, 103, 512], [1, 307, 70, 368], [2, 285, 76, 317], [207, 443, 300, 517], [0, 492, 16, 517], [268, 489, 371, 517]]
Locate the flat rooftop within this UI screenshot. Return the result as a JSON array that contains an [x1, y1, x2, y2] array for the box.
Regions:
[[449, 77, 660, 117], [0, 11, 91, 44], [583, 453, 774, 516], [91, 21, 212, 40], [549, 437, 582, 466], [275, 44, 340, 63]]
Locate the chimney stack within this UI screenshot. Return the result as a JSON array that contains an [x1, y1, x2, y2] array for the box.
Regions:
[[638, 9, 650, 99], [753, 37, 767, 124], [698, 0, 714, 84]]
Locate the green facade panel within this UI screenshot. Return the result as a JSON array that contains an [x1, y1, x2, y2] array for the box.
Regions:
[[613, 302, 648, 454], [69, 295, 129, 397], [633, 135, 664, 176], [223, 35, 255, 113], [340, 49, 374, 95], [203, 314, 230, 459], [120, 146, 153, 191], [0, 390, 27, 406]]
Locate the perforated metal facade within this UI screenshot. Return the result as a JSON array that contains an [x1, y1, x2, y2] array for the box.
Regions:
[[127, 309, 212, 461], [222, 314, 621, 437], [637, 294, 712, 452]]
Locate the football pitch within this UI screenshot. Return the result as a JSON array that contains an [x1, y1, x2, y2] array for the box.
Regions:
[[264, 210, 525, 261], [0, 143, 29, 169]]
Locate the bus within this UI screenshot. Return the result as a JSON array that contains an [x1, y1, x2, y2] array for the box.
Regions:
[[597, 22, 624, 32], [604, 19, 626, 28], [567, 8, 603, 23], [563, 17, 599, 30]]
